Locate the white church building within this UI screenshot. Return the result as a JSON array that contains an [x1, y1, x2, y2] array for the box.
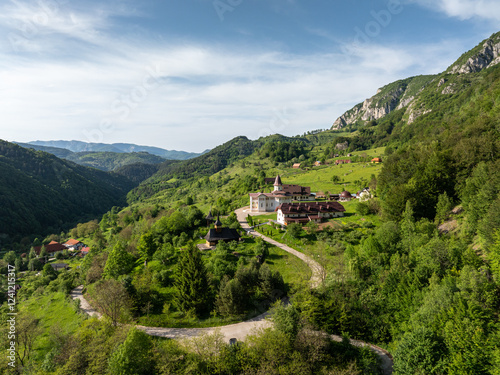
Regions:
[[249, 175, 313, 213]]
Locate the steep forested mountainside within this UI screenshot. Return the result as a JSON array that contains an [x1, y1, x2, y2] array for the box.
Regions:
[[17, 143, 167, 172], [113, 162, 161, 183], [126, 134, 310, 203], [0, 140, 136, 240]]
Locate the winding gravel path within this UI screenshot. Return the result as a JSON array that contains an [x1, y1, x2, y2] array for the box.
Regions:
[[70, 206, 393, 374]]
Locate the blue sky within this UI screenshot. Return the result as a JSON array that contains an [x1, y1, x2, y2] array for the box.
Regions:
[[0, 0, 498, 152]]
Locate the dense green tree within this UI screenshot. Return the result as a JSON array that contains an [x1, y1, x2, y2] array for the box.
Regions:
[[104, 242, 135, 279], [42, 263, 57, 279], [400, 201, 416, 254], [216, 276, 246, 317], [27, 258, 42, 271], [108, 328, 154, 375], [174, 242, 211, 316], [207, 241, 236, 282], [490, 230, 500, 283], [254, 237, 269, 260], [355, 202, 370, 216], [137, 232, 157, 265], [272, 301, 301, 343], [3, 251, 16, 264], [39, 245, 47, 259], [434, 191, 453, 225], [287, 223, 303, 239], [152, 243, 175, 265], [393, 327, 447, 375], [259, 264, 285, 301]]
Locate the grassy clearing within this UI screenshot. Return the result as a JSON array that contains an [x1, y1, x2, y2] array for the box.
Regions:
[[280, 162, 383, 194], [20, 292, 85, 362]]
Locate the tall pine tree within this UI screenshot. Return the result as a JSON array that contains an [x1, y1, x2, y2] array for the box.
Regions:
[[174, 242, 211, 316]]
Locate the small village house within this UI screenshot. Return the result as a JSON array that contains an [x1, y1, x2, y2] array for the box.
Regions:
[[339, 191, 353, 202], [80, 247, 90, 257], [63, 239, 84, 250], [335, 159, 351, 165]]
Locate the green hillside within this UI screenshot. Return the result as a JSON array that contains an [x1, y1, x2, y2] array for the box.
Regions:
[[18, 143, 166, 173], [0, 140, 136, 242], [65, 151, 165, 171]]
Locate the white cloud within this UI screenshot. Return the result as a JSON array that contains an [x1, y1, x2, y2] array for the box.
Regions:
[[0, 39, 464, 151], [411, 0, 500, 22], [0, 1, 477, 151]]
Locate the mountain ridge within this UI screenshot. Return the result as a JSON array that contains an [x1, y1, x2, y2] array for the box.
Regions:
[[26, 140, 208, 160], [332, 31, 500, 130]]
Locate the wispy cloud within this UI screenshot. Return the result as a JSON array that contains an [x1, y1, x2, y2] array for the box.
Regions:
[[410, 0, 500, 22], [0, 1, 482, 151]]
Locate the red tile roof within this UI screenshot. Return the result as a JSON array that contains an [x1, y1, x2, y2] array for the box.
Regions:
[[282, 184, 311, 195], [34, 242, 66, 255], [64, 239, 81, 246], [277, 202, 345, 215]]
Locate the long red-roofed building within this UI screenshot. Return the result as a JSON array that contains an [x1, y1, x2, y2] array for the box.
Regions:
[[276, 202, 345, 225], [34, 241, 66, 257]]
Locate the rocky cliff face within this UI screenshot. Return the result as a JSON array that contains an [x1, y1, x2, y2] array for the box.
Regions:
[[449, 36, 500, 74], [331, 31, 500, 130], [331, 76, 433, 130]]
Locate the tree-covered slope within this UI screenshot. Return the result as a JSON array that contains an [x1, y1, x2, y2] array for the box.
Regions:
[[64, 151, 166, 171], [0, 140, 136, 240], [126, 135, 309, 203], [17, 143, 167, 173]]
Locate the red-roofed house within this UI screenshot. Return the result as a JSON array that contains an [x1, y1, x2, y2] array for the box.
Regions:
[[63, 239, 84, 250], [276, 202, 345, 225], [80, 247, 90, 257], [34, 242, 66, 257]]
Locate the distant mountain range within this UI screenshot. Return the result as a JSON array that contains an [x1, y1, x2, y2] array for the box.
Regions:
[[24, 140, 208, 160]]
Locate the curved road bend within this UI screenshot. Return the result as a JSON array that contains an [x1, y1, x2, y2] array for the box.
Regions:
[[70, 206, 393, 374]]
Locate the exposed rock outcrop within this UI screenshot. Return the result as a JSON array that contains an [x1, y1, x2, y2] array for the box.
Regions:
[[441, 84, 456, 95], [331, 32, 500, 130], [331, 77, 431, 130], [449, 36, 500, 74], [407, 103, 431, 124]]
